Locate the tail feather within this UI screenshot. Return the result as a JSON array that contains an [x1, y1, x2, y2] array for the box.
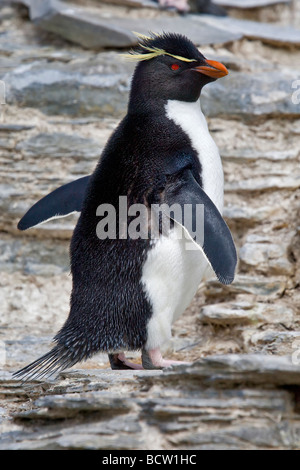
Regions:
[[12, 343, 87, 382]]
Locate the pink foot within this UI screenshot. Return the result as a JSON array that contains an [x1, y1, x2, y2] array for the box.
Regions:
[[118, 353, 143, 370], [142, 348, 191, 369], [108, 353, 143, 370]]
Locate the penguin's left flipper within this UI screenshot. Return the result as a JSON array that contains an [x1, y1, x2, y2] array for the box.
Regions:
[[164, 168, 237, 285], [18, 175, 91, 231]]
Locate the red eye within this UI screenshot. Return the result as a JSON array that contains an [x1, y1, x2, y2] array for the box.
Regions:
[[171, 64, 180, 71]]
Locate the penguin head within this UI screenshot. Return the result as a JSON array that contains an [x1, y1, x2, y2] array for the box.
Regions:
[[127, 33, 228, 111]]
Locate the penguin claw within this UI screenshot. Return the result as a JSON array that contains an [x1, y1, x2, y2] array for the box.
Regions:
[[108, 353, 143, 370]]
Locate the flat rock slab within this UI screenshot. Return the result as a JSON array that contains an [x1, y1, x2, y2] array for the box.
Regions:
[[225, 175, 300, 192], [11, 0, 300, 49], [2, 54, 134, 117], [17, 132, 102, 160], [198, 301, 265, 325], [0, 124, 35, 132], [198, 301, 294, 326], [214, 0, 290, 8], [34, 13, 241, 49], [0, 236, 70, 275], [94, 0, 159, 8], [3, 58, 300, 121], [2, 354, 300, 449], [17, 0, 242, 49], [198, 14, 300, 47], [205, 274, 287, 297], [221, 148, 299, 162], [202, 70, 300, 122], [239, 238, 295, 276], [223, 204, 281, 226], [153, 354, 300, 387]]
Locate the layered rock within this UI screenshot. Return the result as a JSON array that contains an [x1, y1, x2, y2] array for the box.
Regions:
[[0, 2, 299, 450], [1, 356, 300, 450]]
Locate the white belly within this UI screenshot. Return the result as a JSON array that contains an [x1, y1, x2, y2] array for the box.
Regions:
[[142, 225, 209, 350], [142, 99, 224, 350]]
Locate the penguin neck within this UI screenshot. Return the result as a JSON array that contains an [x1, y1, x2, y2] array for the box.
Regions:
[[165, 98, 209, 134], [128, 81, 202, 116], [128, 95, 167, 117]]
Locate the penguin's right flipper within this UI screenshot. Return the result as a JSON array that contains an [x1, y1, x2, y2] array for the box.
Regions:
[[163, 168, 237, 285], [18, 175, 91, 231]]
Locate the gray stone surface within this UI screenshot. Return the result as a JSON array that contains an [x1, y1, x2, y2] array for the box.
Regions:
[[221, 148, 299, 162], [198, 14, 300, 47], [1, 355, 300, 450], [2, 54, 134, 117], [225, 175, 300, 192], [2, 7, 300, 121], [202, 70, 300, 122], [158, 354, 300, 386], [198, 301, 264, 324], [198, 301, 295, 326], [3, 65, 300, 121], [0, 124, 35, 132], [15, 0, 300, 49], [86, 0, 159, 7], [17, 132, 102, 159], [31, 1, 138, 49], [223, 204, 280, 225], [214, 0, 290, 8], [0, 236, 70, 275], [17, 0, 241, 49], [205, 274, 287, 297], [239, 240, 294, 275]]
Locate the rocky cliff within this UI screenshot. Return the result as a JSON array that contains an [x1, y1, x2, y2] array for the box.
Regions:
[[0, 0, 299, 450]]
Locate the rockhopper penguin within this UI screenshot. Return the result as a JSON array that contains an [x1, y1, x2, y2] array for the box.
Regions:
[[14, 32, 237, 379]]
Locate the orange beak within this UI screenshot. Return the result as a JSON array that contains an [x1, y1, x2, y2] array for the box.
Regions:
[[193, 59, 228, 79]]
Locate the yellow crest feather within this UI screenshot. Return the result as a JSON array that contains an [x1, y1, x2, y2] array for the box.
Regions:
[[123, 32, 197, 63]]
